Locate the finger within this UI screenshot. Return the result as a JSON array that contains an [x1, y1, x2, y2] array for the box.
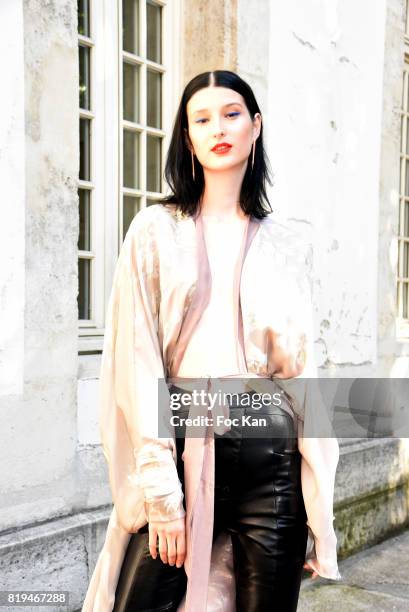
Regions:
[[158, 529, 168, 564], [176, 531, 186, 568], [148, 525, 158, 560], [167, 533, 177, 566]]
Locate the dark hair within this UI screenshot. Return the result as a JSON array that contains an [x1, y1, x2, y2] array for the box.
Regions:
[[158, 70, 274, 219]]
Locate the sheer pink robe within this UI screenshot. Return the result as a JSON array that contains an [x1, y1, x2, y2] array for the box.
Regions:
[[82, 204, 341, 612]]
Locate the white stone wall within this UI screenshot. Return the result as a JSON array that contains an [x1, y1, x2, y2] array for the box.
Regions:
[[266, 0, 385, 372], [0, 0, 81, 531], [237, 0, 408, 375], [0, 0, 25, 396]]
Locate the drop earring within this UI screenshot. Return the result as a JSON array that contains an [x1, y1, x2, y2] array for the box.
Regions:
[[251, 140, 255, 171], [191, 150, 195, 181]]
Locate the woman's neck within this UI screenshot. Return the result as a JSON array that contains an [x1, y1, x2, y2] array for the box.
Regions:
[[198, 199, 247, 222]]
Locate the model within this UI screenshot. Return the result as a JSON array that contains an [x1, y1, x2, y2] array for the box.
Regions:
[[82, 69, 341, 612]]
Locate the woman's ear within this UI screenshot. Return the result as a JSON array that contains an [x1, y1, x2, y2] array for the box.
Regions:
[[253, 113, 262, 141], [183, 127, 193, 153]]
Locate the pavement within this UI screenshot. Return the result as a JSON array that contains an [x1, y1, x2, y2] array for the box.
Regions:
[[298, 528, 409, 611]]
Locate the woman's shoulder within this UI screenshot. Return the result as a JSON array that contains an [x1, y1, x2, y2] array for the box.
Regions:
[[126, 202, 178, 238], [132, 202, 176, 224]]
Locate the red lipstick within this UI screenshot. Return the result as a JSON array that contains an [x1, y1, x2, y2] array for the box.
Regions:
[[211, 142, 232, 153]]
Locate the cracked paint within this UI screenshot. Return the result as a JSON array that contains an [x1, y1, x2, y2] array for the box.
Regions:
[[291, 31, 316, 51]]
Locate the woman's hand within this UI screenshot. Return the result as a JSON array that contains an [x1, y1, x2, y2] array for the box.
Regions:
[[303, 561, 319, 579], [148, 517, 186, 568]]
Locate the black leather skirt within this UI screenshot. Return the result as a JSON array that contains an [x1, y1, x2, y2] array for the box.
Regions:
[[113, 386, 308, 612]]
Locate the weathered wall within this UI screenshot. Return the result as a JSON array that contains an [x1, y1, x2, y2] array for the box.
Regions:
[[236, 0, 270, 152], [266, 0, 391, 374], [0, 0, 80, 531], [182, 0, 238, 82], [0, 0, 25, 396]]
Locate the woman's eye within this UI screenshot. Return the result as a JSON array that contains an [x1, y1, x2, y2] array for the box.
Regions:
[[195, 112, 240, 124]]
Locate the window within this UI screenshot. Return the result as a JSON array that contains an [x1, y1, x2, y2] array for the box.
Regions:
[[78, 0, 93, 323], [77, 0, 181, 351], [121, 0, 167, 241], [398, 0, 409, 337]]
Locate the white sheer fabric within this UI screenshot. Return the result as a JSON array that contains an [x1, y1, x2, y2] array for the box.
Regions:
[[134, 442, 186, 522]]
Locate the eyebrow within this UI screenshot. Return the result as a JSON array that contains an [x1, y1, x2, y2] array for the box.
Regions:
[[191, 102, 243, 115]]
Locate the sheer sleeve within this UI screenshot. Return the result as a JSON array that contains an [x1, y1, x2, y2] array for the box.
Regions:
[[99, 210, 185, 533], [135, 443, 185, 522]]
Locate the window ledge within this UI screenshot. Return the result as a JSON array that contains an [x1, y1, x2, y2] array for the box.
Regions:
[[78, 333, 104, 354]]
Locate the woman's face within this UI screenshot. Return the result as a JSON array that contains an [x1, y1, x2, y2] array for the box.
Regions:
[[185, 86, 261, 172]]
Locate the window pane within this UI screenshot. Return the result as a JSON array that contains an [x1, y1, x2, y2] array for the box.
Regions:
[[405, 160, 409, 197], [404, 242, 409, 279], [79, 189, 91, 250], [147, 69, 162, 128], [80, 118, 91, 181], [402, 118, 409, 154], [78, 0, 90, 36], [146, 134, 161, 192], [404, 71, 409, 113], [403, 282, 408, 318], [79, 45, 91, 110], [123, 0, 139, 55], [123, 196, 141, 238], [401, 116, 404, 152], [123, 130, 140, 188], [123, 62, 140, 122], [404, 72, 409, 111], [406, 0, 409, 36], [147, 1, 161, 63], [404, 201, 409, 237], [78, 258, 91, 319]]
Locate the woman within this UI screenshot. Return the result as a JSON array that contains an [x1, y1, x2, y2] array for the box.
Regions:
[[82, 70, 341, 612]]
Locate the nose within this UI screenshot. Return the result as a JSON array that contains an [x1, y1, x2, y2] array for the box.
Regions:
[[213, 118, 225, 137]]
